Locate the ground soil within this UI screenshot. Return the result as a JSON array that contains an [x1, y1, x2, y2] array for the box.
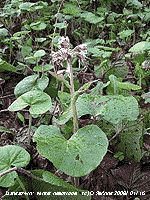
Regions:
[[0, 67, 150, 200]]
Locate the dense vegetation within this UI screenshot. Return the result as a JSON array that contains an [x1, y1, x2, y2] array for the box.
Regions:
[[0, 0, 150, 199]]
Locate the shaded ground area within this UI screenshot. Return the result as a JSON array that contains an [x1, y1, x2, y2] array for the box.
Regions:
[[1, 68, 150, 200]]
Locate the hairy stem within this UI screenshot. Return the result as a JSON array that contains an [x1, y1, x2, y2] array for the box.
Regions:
[[68, 59, 79, 134]]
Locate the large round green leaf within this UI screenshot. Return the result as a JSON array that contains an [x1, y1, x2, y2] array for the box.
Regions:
[[57, 92, 139, 125], [101, 95, 139, 124], [14, 74, 39, 97], [129, 41, 150, 53], [0, 145, 30, 187], [33, 125, 108, 177], [14, 75, 49, 98], [8, 90, 52, 115]]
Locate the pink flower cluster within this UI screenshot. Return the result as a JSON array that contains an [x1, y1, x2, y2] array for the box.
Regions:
[[51, 36, 87, 69]]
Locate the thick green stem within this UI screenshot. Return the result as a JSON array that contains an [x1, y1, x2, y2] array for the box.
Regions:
[[48, 71, 71, 89], [68, 59, 79, 134]]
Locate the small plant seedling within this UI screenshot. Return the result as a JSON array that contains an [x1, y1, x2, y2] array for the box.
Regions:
[[114, 151, 124, 161]]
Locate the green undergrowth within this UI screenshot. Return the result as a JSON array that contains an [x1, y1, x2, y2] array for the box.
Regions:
[[1, 0, 150, 199]]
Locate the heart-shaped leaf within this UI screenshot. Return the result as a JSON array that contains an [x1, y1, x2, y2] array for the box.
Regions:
[[8, 90, 52, 115], [14, 74, 39, 97], [33, 125, 108, 177], [14, 75, 49, 98], [57, 93, 139, 125], [0, 145, 30, 187]]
